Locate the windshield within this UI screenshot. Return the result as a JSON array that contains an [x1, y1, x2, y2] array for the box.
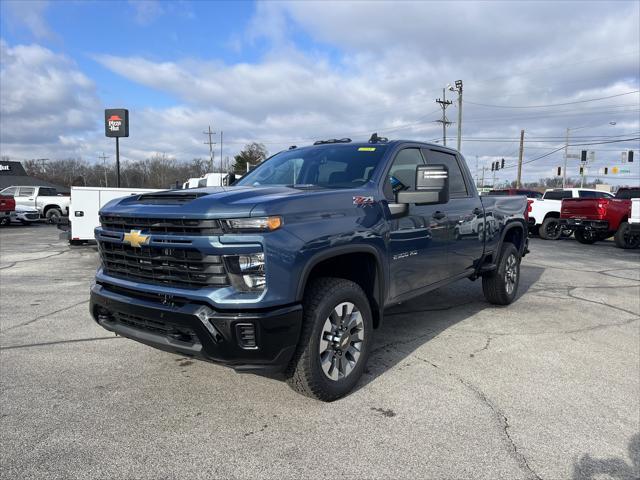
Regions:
[[235, 144, 389, 188]]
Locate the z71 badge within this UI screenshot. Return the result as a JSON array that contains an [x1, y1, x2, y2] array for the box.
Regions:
[[353, 196, 374, 206]]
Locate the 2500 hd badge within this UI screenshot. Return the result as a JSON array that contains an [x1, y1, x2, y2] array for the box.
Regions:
[[91, 136, 528, 401]]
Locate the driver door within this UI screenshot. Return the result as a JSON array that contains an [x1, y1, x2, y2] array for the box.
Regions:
[[385, 148, 450, 299]]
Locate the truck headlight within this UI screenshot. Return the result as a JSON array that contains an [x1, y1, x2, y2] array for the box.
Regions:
[[222, 216, 282, 233], [224, 253, 266, 291]]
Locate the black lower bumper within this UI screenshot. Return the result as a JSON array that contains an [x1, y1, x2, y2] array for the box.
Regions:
[[90, 283, 302, 374], [629, 222, 640, 234], [560, 218, 609, 230]]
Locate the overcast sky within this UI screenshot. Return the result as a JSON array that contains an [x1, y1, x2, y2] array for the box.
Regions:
[[1, 0, 638, 185]]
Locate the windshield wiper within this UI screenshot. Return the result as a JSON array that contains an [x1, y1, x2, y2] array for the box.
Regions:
[[287, 184, 327, 190]]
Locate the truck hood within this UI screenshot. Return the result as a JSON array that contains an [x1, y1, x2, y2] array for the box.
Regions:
[[99, 185, 370, 219]]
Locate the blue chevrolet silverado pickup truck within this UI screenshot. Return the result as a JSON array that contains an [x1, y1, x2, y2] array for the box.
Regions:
[[91, 136, 528, 401]]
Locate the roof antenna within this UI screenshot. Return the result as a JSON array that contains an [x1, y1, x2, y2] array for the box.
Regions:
[[369, 133, 388, 143]]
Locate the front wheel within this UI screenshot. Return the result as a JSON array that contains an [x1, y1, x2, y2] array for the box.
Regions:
[[614, 222, 640, 249], [286, 278, 372, 401], [482, 242, 521, 305], [574, 229, 598, 245]]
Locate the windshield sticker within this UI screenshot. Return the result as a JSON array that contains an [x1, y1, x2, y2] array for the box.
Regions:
[[358, 147, 376, 152], [353, 196, 374, 206]]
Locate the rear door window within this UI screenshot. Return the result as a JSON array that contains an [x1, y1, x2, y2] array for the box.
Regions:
[[423, 149, 468, 197]]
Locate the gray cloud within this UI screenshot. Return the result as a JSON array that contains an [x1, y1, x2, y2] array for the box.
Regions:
[[1, 1, 638, 185]]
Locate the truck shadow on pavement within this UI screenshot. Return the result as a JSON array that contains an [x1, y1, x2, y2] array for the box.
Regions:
[[572, 433, 640, 480], [356, 264, 545, 390]]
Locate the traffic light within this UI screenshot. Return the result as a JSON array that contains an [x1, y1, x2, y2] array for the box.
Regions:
[[501, 158, 505, 169], [491, 162, 495, 171], [581, 150, 587, 162], [629, 150, 634, 163], [556, 166, 562, 176], [579, 166, 584, 175], [604, 167, 608, 175]]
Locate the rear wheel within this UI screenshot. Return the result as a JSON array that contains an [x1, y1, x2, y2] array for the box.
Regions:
[[45, 208, 62, 224], [614, 222, 640, 249], [482, 242, 520, 305], [286, 278, 372, 401], [574, 229, 598, 245], [539, 217, 562, 240]]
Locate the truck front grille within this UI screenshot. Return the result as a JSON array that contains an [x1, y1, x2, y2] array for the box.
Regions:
[[100, 216, 223, 235], [99, 241, 229, 289]]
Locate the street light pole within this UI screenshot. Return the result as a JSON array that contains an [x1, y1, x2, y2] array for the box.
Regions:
[[563, 127, 569, 188]]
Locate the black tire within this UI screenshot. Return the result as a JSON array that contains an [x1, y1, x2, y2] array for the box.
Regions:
[[539, 217, 562, 240], [614, 222, 640, 249], [482, 242, 520, 305], [45, 208, 62, 224], [574, 229, 598, 245], [286, 278, 373, 401]]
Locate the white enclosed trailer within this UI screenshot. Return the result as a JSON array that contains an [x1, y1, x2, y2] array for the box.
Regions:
[[64, 186, 160, 243]]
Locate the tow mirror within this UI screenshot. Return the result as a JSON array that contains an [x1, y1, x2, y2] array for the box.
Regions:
[[396, 164, 449, 205]]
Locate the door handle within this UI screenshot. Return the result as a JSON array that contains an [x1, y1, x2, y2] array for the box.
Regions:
[[432, 211, 446, 220], [472, 207, 482, 215]]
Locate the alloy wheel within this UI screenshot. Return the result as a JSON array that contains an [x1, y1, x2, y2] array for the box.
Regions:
[[318, 302, 365, 381], [504, 253, 518, 295]]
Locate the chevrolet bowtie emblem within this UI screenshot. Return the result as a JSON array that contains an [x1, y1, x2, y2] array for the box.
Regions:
[[123, 229, 150, 248]]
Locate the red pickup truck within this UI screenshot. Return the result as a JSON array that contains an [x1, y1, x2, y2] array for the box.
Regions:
[[560, 187, 640, 248], [0, 194, 16, 226]]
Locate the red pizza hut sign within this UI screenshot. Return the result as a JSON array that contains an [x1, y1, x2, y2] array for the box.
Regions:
[[104, 109, 129, 137]]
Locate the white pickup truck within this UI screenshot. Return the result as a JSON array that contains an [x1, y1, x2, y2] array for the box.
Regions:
[[630, 198, 640, 236], [528, 188, 614, 240], [0, 185, 70, 223]]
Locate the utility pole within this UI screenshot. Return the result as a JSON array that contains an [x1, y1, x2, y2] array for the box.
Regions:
[[37, 158, 48, 173], [481, 161, 486, 189], [516, 129, 525, 188], [220, 131, 223, 174], [475, 155, 479, 187], [203, 125, 216, 173], [98, 152, 109, 187], [563, 127, 569, 188], [435, 88, 453, 146]]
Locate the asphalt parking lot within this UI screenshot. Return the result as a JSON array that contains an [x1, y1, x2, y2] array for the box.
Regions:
[[1, 224, 638, 480]]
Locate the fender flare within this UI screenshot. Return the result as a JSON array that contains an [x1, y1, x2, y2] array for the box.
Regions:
[[496, 219, 528, 257], [295, 244, 386, 326]]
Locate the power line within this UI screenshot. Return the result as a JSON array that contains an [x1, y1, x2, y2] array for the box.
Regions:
[[464, 90, 639, 109]]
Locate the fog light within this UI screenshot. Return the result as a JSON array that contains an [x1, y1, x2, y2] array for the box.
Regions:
[[224, 253, 266, 291]]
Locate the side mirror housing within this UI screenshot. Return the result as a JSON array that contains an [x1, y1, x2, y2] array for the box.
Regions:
[[396, 164, 449, 205], [224, 173, 236, 186]]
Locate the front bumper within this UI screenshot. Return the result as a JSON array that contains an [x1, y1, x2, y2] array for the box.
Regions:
[[560, 218, 609, 230], [90, 283, 302, 374]]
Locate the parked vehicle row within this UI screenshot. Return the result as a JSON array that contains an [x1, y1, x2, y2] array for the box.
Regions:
[[0, 194, 15, 225], [560, 187, 640, 249], [0, 185, 70, 223]]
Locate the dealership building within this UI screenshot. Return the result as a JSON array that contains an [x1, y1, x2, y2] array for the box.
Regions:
[[0, 161, 69, 193]]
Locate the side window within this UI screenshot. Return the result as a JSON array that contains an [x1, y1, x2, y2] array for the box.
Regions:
[[544, 190, 572, 200], [17, 187, 35, 197], [424, 149, 468, 197], [385, 148, 425, 199], [1, 187, 17, 196], [39, 187, 57, 196]]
